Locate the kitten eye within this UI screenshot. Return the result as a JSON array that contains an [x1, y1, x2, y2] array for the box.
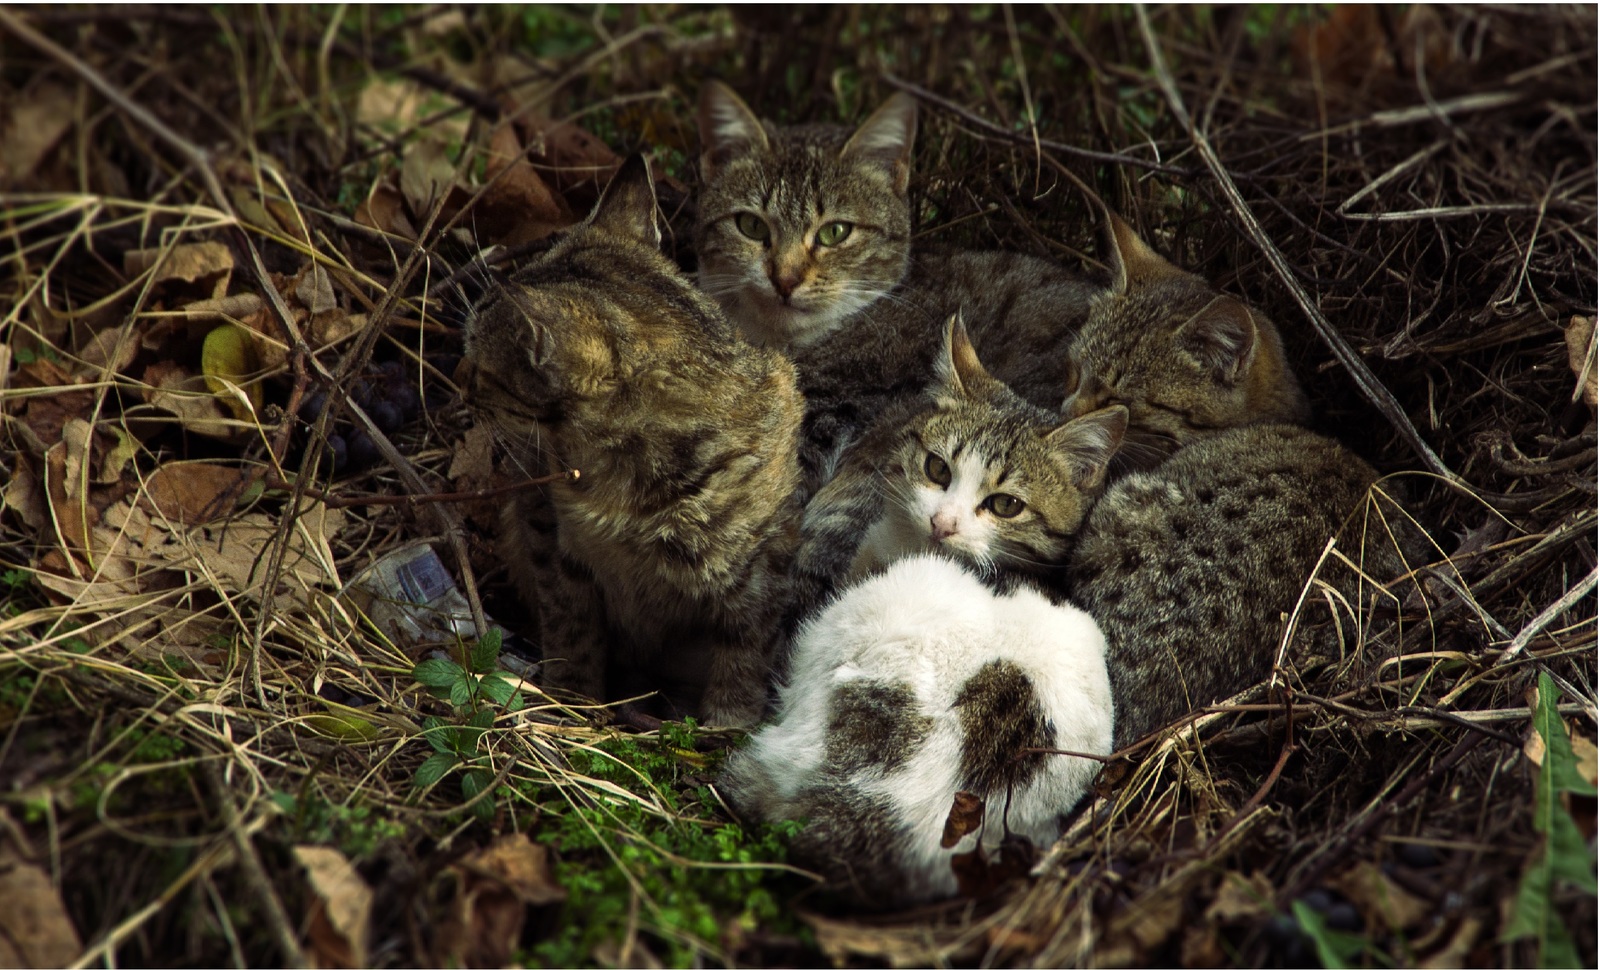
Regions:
[[986, 493, 1025, 518], [816, 221, 853, 246], [924, 453, 951, 487], [735, 213, 771, 242]]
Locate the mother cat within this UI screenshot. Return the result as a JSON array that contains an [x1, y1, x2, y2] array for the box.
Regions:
[[461, 155, 805, 727]]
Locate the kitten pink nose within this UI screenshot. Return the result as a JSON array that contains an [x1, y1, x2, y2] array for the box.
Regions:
[[929, 512, 959, 542], [771, 269, 803, 302]]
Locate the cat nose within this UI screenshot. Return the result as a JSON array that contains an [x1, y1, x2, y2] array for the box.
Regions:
[[770, 270, 803, 302], [929, 512, 958, 542]]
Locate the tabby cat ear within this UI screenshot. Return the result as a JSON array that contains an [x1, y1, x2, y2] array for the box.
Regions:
[[698, 82, 769, 181], [588, 154, 660, 247], [1045, 405, 1128, 490], [935, 313, 998, 401], [1103, 210, 1183, 294], [840, 91, 917, 194], [1176, 296, 1259, 385]]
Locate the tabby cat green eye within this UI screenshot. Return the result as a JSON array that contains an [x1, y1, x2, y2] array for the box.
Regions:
[[986, 493, 1025, 518], [736, 213, 771, 242], [816, 221, 853, 246], [924, 453, 951, 487]]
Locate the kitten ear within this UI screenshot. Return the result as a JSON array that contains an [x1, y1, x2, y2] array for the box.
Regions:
[[1176, 296, 1259, 385], [840, 91, 918, 194], [935, 312, 998, 401], [588, 154, 661, 247], [1045, 405, 1129, 491], [698, 81, 769, 181], [1103, 210, 1183, 294]]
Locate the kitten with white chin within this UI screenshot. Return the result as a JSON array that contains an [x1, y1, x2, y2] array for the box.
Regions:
[[793, 315, 1128, 626], [696, 81, 917, 351]]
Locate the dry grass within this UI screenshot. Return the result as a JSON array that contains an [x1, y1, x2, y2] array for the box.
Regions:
[[0, 5, 1594, 968]]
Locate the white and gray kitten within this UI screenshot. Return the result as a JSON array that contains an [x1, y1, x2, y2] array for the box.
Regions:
[[719, 553, 1114, 908]]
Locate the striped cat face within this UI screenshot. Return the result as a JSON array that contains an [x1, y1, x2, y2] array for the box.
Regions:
[[877, 319, 1127, 576], [695, 82, 917, 352]]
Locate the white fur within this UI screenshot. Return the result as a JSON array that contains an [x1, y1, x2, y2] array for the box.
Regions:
[[726, 554, 1113, 904], [849, 448, 1001, 580]]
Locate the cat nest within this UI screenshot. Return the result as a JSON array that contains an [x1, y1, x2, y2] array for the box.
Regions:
[[0, 5, 1593, 967]]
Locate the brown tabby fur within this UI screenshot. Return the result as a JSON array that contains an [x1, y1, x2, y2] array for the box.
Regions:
[[462, 156, 805, 727], [1062, 213, 1310, 451], [1069, 424, 1413, 748]]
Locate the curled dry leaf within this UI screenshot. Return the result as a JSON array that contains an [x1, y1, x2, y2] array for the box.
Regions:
[[940, 790, 986, 849], [295, 264, 338, 315], [123, 241, 234, 297], [480, 123, 572, 244], [436, 834, 566, 968], [76, 325, 141, 377], [1202, 869, 1275, 923], [0, 846, 83, 969], [1565, 315, 1596, 407], [177, 292, 263, 325], [355, 180, 417, 240], [1333, 860, 1430, 933], [141, 360, 240, 441], [294, 845, 373, 970]]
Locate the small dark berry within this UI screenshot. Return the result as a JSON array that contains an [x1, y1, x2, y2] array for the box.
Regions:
[[1397, 842, 1441, 869], [376, 360, 404, 382], [1324, 902, 1362, 932], [369, 399, 402, 433], [298, 390, 328, 422], [350, 379, 373, 407], [348, 431, 380, 467], [390, 384, 422, 421], [1300, 888, 1334, 913], [326, 434, 348, 472]]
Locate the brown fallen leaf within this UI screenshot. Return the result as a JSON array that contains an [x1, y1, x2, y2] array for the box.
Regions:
[[0, 846, 84, 969], [138, 462, 260, 526], [76, 325, 141, 377], [295, 845, 373, 970], [480, 123, 572, 244], [400, 138, 457, 225], [0, 81, 76, 188], [1203, 869, 1275, 923], [124, 241, 235, 297], [447, 423, 495, 484], [1420, 917, 1482, 969], [1, 456, 49, 532], [1565, 315, 1596, 407], [141, 360, 241, 441], [18, 384, 95, 454], [1333, 860, 1430, 933], [1571, 732, 1598, 786], [295, 264, 338, 315], [436, 834, 565, 968], [940, 790, 985, 849], [355, 179, 418, 240]]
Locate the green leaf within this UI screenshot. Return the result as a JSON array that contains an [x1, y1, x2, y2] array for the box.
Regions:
[[422, 716, 453, 753], [449, 677, 473, 708], [506, 690, 525, 713], [1291, 901, 1364, 970], [466, 707, 496, 730], [469, 629, 503, 674], [461, 767, 490, 801], [479, 671, 517, 706], [412, 657, 462, 688], [1500, 673, 1598, 966], [414, 751, 456, 789]]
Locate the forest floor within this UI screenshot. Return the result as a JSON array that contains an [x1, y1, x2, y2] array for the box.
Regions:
[[0, 5, 1595, 968]]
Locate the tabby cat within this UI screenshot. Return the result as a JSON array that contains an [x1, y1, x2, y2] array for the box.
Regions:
[[791, 316, 1127, 627], [1071, 423, 1413, 747], [1061, 211, 1310, 448], [695, 82, 1104, 492], [461, 155, 805, 727], [720, 552, 1113, 909]]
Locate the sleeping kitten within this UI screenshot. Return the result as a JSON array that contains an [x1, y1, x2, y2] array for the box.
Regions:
[[1061, 212, 1310, 449], [720, 553, 1113, 909], [461, 155, 805, 727], [1070, 423, 1410, 747], [792, 315, 1127, 626], [696, 83, 1104, 493]]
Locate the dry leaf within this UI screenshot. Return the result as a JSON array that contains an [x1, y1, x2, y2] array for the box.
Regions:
[[1420, 917, 1482, 969], [1333, 860, 1430, 933], [295, 845, 373, 970], [1571, 733, 1598, 786], [142, 360, 239, 441], [1, 458, 49, 531], [0, 82, 76, 187], [481, 123, 571, 244], [178, 292, 264, 324], [1203, 870, 1275, 923], [138, 462, 258, 526], [1524, 725, 1547, 768], [77, 326, 141, 377], [400, 139, 456, 223], [940, 790, 986, 849], [296, 264, 338, 315], [1565, 315, 1596, 407], [20, 384, 95, 454], [0, 847, 84, 969], [355, 180, 417, 240], [437, 834, 565, 968], [124, 241, 234, 296], [447, 423, 495, 483]]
